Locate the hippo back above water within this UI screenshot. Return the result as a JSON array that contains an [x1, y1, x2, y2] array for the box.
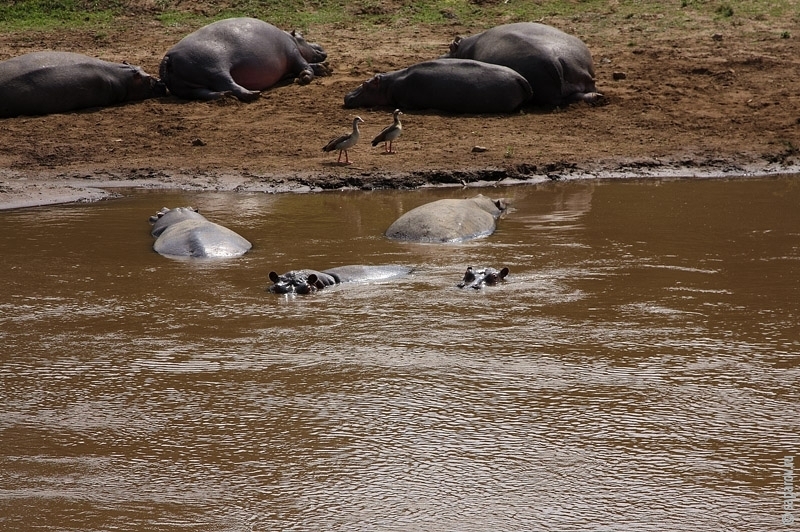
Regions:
[[160, 17, 330, 101], [0, 51, 164, 118], [385, 194, 507, 243], [445, 22, 601, 107], [149, 207, 252, 259], [344, 58, 531, 113]]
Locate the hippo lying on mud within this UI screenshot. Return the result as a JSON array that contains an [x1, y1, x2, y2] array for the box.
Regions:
[[344, 58, 532, 113], [149, 207, 252, 259], [457, 266, 509, 289], [385, 195, 507, 243], [160, 17, 330, 101], [444, 22, 602, 107], [269, 265, 412, 294], [0, 51, 164, 118]]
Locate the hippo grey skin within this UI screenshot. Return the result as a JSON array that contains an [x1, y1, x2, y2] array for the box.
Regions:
[[457, 266, 509, 289], [344, 58, 532, 113], [445, 22, 602, 107], [385, 194, 507, 243], [0, 51, 165, 118], [159, 17, 330, 101], [269, 265, 412, 294], [149, 207, 252, 259]]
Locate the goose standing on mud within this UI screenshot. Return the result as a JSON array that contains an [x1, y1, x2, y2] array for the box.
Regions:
[[372, 109, 403, 154], [323, 116, 364, 164]]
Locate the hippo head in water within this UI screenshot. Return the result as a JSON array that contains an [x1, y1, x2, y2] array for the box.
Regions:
[[457, 266, 509, 289], [268, 270, 336, 294]]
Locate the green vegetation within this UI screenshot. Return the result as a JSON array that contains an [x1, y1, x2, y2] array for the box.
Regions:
[[0, 0, 796, 32], [716, 4, 735, 18]]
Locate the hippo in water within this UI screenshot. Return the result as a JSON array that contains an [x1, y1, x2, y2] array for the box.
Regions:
[[344, 58, 532, 113], [159, 17, 330, 101], [385, 195, 507, 243], [269, 265, 412, 294], [149, 207, 252, 259], [444, 22, 602, 107], [457, 266, 509, 289], [0, 51, 165, 118]]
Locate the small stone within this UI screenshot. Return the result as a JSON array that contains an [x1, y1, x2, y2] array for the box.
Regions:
[[613, 71, 627, 80], [472, 146, 488, 153], [191, 138, 206, 146]]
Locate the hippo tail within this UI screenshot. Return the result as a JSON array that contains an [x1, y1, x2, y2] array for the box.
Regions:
[[518, 77, 534, 108], [158, 55, 172, 90]]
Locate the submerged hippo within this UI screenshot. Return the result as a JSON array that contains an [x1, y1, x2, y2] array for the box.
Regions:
[[344, 58, 531, 113], [0, 51, 165, 118], [160, 17, 330, 101], [385, 195, 507, 243], [269, 265, 412, 294], [149, 207, 252, 259], [445, 22, 602, 107], [457, 266, 509, 289]]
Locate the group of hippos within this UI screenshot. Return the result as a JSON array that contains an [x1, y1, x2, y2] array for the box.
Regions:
[[149, 194, 510, 294], [5, 16, 603, 292], [0, 17, 602, 119]]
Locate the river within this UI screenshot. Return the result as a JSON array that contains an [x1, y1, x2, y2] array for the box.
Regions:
[[1, 176, 798, 531]]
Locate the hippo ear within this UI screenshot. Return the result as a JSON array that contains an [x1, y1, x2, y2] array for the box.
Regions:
[[499, 267, 509, 279], [462, 266, 476, 283], [269, 271, 280, 283], [449, 36, 462, 54], [494, 199, 508, 211]]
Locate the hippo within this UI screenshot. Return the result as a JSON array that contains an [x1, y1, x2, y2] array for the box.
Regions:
[[159, 17, 330, 101], [0, 51, 165, 118], [344, 58, 532, 113], [444, 22, 602, 107], [269, 265, 412, 294], [149, 207, 252, 259], [457, 266, 509, 289], [385, 195, 507, 243]]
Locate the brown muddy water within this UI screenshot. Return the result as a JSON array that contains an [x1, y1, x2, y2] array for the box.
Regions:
[[1, 177, 799, 531]]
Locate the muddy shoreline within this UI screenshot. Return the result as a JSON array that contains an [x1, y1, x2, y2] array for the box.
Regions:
[[2, 156, 798, 211]]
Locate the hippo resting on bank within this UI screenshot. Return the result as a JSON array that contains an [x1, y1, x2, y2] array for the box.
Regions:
[[444, 22, 602, 107], [159, 17, 330, 101], [149, 207, 252, 259], [385, 195, 507, 243], [269, 265, 412, 294], [0, 51, 165, 118], [457, 266, 509, 289], [344, 58, 531, 113]]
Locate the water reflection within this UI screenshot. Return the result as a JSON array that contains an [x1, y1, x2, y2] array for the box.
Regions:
[[1, 177, 799, 531]]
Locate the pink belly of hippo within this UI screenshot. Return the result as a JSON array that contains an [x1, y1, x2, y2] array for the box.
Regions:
[[230, 58, 288, 90]]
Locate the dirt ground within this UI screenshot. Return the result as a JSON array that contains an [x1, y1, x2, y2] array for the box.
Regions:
[[0, 12, 798, 209]]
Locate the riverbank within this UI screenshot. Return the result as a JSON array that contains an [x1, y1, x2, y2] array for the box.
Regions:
[[1, 6, 798, 210]]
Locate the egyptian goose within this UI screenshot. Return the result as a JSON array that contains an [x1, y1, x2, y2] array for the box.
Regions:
[[371, 109, 403, 153], [323, 116, 364, 164]]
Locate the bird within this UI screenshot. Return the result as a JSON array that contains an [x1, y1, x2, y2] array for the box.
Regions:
[[323, 116, 364, 164], [371, 109, 403, 154]]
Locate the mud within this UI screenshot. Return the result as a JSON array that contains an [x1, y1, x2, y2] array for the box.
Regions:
[[1, 15, 798, 209]]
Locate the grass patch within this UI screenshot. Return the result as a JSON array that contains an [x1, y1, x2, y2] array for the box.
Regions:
[[0, 0, 119, 29], [0, 0, 796, 32]]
